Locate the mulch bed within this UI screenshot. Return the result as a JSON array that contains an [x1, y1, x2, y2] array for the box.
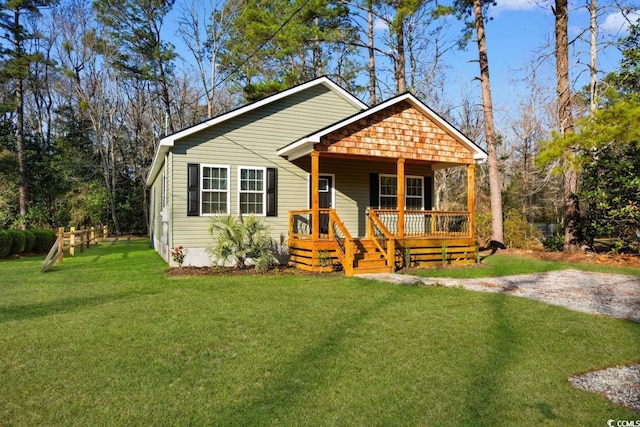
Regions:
[[164, 265, 344, 277], [165, 250, 640, 277], [508, 249, 640, 269]]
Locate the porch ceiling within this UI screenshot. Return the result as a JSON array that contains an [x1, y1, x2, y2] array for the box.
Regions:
[[277, 93, 487, 163]]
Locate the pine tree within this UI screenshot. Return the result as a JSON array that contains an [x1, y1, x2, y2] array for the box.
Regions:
[[0, 0, 56, 228]]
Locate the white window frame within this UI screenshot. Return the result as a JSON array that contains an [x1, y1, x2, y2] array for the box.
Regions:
[[200, 164, 230, 216], [379, 174, 424, 210], [405, 176, 424, 210], [238, 166, 266, 216]]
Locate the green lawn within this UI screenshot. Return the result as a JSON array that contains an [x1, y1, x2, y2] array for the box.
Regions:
[[1, 238, 639, 426]]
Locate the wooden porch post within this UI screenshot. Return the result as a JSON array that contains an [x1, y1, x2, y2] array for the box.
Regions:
[[467, 162, 475, 237], [311, 150, 320, 241], [397, 158, 405, 239]]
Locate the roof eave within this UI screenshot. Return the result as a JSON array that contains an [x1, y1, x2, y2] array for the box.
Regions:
[[145, 139, 174, 187]]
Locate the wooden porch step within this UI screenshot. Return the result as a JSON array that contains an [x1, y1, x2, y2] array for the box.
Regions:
[[352, 238, 390, 274], [352, 265, 393, 274]]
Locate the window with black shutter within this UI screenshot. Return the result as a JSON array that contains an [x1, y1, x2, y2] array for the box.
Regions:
[[187, 163, 200, 216], [266, 168, 277, 216]]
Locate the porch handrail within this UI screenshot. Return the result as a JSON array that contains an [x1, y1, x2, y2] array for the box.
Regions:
[[366, 209, 395, 268], [371, 209, 472, 238], [289, 209, 332, 238], [328, 210, 354, 276]]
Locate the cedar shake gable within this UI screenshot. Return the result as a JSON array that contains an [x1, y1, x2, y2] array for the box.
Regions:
[[278, 93, 487, 163], [316, 100, 473, 163]]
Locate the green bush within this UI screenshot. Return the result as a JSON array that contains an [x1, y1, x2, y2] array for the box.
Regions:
[[23, 230, 35, 252], [0, 230, 11, 258], [208, 215, 275, 271], [504, 210, 543, 250], [543, 234, 565, 252], [31, 229, 57, 253], [474, 211, 492, 247], [7, 229, 26, 255]]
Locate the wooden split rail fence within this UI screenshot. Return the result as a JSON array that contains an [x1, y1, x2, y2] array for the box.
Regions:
[[41, 226, 109, 272]]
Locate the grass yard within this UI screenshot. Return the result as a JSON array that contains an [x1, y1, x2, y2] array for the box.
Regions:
[[1, 238, 639, 426]]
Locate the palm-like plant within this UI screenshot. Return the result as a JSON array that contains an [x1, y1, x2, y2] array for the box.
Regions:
[[208, 215, 274, 271]]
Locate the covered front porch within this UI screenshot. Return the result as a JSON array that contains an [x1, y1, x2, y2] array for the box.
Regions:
[[286, 154, 477, 276], [277, 93, 487, 277]]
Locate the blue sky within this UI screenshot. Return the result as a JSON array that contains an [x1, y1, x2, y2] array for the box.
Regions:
[[435, 1, 639, 128], [165, 1, 639, 127]]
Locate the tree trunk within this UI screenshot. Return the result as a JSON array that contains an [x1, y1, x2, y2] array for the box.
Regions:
[[589, 0, 597, 112], [395, 18, 406, 94], [367, 0, 377, 105], [554, 0, 580, 252], [13, 7, 28, 230], [16, 74, 27, 229], [473, 0, 504, 244]]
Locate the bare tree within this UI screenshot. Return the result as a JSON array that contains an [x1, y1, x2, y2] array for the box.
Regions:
[[176, 0, 239, 119], [54, 2, 124, 234]]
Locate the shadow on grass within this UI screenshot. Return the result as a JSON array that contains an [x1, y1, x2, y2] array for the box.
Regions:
[[461, 293, 533, 426], [0, 290, 158, 323], [217, 286, 405, 425]]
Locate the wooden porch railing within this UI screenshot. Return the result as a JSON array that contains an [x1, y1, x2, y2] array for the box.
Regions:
[[366, 210, 396, 268], [289, 209, 355, 274], [370, 209, 472, 238], [289, 209, 473, 274], [328, 210, 354, 276], [289, 209, 331, 239]]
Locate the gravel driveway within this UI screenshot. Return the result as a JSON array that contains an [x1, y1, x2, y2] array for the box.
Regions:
[[359, 269, 640, 322], [358, 269, 640, 413]]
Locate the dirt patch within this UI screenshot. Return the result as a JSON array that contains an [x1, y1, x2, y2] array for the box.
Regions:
[[508, 248, 640, 269]]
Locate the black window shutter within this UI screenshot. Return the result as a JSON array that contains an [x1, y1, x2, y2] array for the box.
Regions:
[[187, 164, 200, 216], [424, 176, 433, 210], [266, 168, 277, 217], [369, 173, 379, 209]]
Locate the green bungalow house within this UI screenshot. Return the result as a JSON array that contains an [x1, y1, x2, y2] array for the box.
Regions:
[[146, 77, 487, 276]]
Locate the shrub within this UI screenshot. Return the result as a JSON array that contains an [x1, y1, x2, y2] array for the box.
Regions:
[[504, 210, 543, 250], [0, 230, 11, 258], [543, 234, 565, 252], [31, 229, 57, 253], [7, 229, 26, 254], [23, 230, 35, 252], [474, 211, 492, 247], [208, 215, 275, 271]]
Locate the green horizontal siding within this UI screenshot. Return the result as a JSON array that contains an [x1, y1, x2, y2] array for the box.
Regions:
[[301, 157, 434, 237], [170, 85, 363, 248]]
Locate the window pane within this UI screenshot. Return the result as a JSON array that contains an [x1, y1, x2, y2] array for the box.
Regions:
[[202, 191, 227, 214], [406, 177, 423, 197], [201, 166, 228, 214], [203, 167, 227, 190], [240, 193, 263, 214], [380, 196, 397, 209], [380, 176, 397, 196], [318, 178, 329, 192], [239, 168, 264, 214], [406, 197, 422, 210]]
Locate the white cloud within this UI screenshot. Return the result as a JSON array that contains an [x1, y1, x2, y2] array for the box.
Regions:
[[374, 17, 388, 32], [494, 0, 538, 12], [601, 11, 640, 34]]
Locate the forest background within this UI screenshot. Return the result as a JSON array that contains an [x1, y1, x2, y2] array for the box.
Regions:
[[0, 0, 638, 252]]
